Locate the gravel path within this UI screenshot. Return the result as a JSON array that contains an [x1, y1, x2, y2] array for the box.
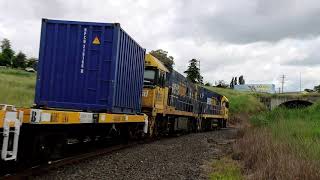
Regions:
[[36, 128, 237, 180]]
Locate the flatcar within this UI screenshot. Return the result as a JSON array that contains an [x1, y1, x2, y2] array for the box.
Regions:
[[0, 19, 229, 170]]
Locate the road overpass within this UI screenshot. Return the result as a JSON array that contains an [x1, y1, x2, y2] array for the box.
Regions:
[[260, 95, 320, 110]]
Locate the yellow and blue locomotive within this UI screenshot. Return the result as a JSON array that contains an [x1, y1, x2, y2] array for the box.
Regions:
[[142, 54, 229, 136]]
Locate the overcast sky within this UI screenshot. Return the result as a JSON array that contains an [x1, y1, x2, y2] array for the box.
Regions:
[[0, 0, 319, 92]]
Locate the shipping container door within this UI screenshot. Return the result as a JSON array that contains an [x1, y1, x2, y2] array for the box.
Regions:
[[37, 21, 114, 110], [99, 26, 114, 108], [39, 22, 89, 105]]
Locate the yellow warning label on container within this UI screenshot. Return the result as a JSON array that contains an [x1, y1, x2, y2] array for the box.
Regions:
[[92, 36, 100, 45]]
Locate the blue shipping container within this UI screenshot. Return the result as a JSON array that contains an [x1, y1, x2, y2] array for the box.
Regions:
[[35, 19, 145, 114]]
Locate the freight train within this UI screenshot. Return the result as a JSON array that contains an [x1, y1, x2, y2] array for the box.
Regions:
[[0, 19, 229, 168]]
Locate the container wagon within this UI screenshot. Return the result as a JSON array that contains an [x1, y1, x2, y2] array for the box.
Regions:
[[0, 19, 148, 169]]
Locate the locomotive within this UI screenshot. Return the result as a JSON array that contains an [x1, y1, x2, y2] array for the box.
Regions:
[[142, 54, 229, 136], [0, 19, 229, 168]]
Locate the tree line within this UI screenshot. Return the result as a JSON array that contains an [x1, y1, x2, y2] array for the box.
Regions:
[[230, 75, 245, 88], [305, 85, 320, 93], [0, 38, 38, 70], [150, 49, 246, 88]]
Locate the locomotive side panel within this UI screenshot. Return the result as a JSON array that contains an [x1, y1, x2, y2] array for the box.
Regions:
[[167, 70, 197, 113]]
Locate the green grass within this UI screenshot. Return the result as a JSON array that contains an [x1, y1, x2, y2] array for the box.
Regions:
[[271, 92, 320, 98], [210, 157, 243, 180], [251, 102, 320, 160], [0, 68, 36, 107], [204, 87, 263, 179], [205, 86, 265, 114], [204, 87, 320, 178]]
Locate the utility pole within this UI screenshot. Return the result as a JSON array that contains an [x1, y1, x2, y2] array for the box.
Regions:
[[197, 59, 202, 84], [198, 60, 200, 75], [299, 72, 302, 92], [280, 74, 286, 93]]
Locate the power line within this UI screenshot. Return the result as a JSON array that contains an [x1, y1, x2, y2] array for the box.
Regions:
[[198, 60, 200, 74], [299, 72, 302, 92], [280, 74, 286, 93], [197, 59, 202, 84]]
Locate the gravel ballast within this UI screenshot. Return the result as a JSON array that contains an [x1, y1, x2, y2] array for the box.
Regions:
[[37, 128, 237, 180]]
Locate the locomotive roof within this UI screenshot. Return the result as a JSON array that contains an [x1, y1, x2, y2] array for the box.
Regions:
[[145, 54, 169, 72]]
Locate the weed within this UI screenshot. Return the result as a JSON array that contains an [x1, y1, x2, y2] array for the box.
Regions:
[[210, 157, 243, 180]]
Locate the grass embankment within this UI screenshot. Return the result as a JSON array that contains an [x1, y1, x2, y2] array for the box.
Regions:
[[0, 68, 36, 107], [205, 86, 264, 180], [237, 103, 320, 179], [206, 86, 265, 114], [206, 86, 320, 179]]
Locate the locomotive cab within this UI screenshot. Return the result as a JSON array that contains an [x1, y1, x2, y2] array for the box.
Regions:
[[142, 54, 169, 116]]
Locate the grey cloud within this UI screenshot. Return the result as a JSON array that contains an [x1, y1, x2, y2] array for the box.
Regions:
[[284, 56, 320, 67], [30, 0, 68, 18], [0, 0, 319, 92], [170, 0, 320, 44]]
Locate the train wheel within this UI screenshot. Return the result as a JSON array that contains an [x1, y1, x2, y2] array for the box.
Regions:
[[32, 135, 50, 163], [49, 134, 66, 159], [32, 133, 66, 163], [128, 123, 145, 140], [222, 119, 227, 128], [197, 118, 202, 132], [188, 117, 196, 133], [217, 119, 223, 129]]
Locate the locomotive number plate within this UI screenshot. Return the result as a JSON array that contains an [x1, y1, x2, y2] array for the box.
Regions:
[[142, 90, 149, 97]]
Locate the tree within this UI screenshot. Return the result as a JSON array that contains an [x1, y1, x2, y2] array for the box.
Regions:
[[304, 88, 315, 93], [239, 75, 245, 85], [0, 38, 11, 50], [149, 49, 174, 71], [234, 77, 238, 85], [216, 80, 228, 88], [26, 57, 38, 70], [184, 58, 203, 84], [205, 82, 212, 86], [315, 85, 320, 93], [0, 38, 15, 67], [230, 77, 234, 88], [12, 51, 27, 68], [199, 75, 203, 84]]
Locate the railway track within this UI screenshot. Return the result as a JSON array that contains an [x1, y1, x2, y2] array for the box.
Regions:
[[3, 141, 146, 179], [2, 129, 220, 179]]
